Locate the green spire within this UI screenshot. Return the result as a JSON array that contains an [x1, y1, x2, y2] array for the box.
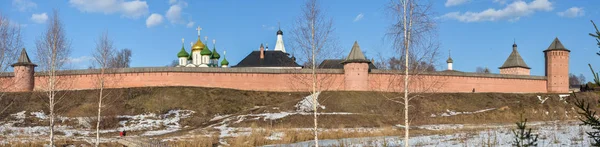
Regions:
[[201, 44, 212, 55], [211, 46, 220, 59], [177, 41, 189, 58], [221, 51, 229, 66]]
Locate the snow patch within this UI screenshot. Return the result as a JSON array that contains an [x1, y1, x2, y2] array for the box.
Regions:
[[295, 92, 325, 112], [265, 132, 284, 140], [431, 108, 496, 117]]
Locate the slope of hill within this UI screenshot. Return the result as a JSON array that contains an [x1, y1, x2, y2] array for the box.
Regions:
[[0, 87, 598, 146]]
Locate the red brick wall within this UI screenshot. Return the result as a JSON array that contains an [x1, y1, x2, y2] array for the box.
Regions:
[[500, 67, 530, 75], [0, 71, 546, 93], [31, 72, 346, 92], [368, 73, 547, 93]]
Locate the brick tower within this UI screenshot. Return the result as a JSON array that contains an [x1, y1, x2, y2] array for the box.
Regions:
[[342, 41, 370, 91], [11, 48, 37, 92], [544, 37, 570, 93]]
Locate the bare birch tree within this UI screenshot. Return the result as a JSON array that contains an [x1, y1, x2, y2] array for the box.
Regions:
[[92, 31, 115, 147], [35, 10, 71, 146], [387, 0, 439, 146], [0, 14, 23, 115], [290, 0, 339, 146]]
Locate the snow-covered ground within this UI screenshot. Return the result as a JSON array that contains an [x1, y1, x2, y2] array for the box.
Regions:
[[263, 121, 592, 147], [0, 110, 195, 145]]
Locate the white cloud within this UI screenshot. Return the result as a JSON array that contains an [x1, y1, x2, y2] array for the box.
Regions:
[[441, 0, 553, 22], [146, 13, 164, 28], [186, 21, 195, 28], [557, 7, 584, 18], [12, 0, 37, 12], [30, 13, 48, 24], [353, 13, 364, 22], [169, 0, 177, 5], [493, 0, 508, 5], [120, 1, 149, 18], [166, 5, 183, 24], [445, 0, 469, 7], [68, 0, 149, 19]]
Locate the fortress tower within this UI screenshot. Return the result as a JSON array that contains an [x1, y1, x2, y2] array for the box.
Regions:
[[11, 48, 37, 92], [499, 42, 530, 75], [342, 41, 371, 91], [544, 37, 570, 93]]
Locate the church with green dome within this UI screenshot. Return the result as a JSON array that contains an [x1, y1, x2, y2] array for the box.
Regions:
[[176, 26, 228, 68]]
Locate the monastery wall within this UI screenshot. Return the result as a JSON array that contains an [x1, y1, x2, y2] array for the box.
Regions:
[[1, 67, 548, 93], [368, 70, 547, 93]]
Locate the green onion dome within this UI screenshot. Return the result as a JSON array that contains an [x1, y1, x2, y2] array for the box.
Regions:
[[211, 47, 220, 59], [201, 44, 212, 55], [177, 43, 189, 58], [221, 57, 229, 65]]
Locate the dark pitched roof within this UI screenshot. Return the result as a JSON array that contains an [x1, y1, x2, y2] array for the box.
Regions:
[[499, 45, 530, 69], [318, 59, 377, 69], [341, 41, 371, 64], [544, 37, 570, 52], [11, 48, 37, 67], [233, 51, 301, 67]]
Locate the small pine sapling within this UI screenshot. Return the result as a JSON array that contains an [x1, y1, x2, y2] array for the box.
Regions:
[[590, 20, 600, 56], [573, 92, 600, 146], [590, 64, 600, 87], [512, 115, 538, 147]]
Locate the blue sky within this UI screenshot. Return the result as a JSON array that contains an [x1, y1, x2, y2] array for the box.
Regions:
[[2, 0, 599, 80]]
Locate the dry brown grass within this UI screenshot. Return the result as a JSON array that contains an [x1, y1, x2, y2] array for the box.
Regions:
[[167, 135, 218, 147], [224, 125, 433, 146], [0, 140, 121, 147]]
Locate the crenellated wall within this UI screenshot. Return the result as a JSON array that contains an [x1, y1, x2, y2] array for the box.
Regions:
[[0, 67, 551, 93]]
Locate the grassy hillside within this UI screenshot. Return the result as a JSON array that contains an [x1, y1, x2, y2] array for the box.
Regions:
[[1, 87, 598, 129]]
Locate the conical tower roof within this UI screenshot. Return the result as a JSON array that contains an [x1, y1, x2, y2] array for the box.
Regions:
[[341, 41, 371, 64], [499, 44, 530, 69], [544, 37, 570, 52], [11, 48, 37, 67]]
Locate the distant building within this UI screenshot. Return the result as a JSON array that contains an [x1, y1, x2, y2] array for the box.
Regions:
[[176, 26, 225, 68], [234, 28, 302, 69]]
